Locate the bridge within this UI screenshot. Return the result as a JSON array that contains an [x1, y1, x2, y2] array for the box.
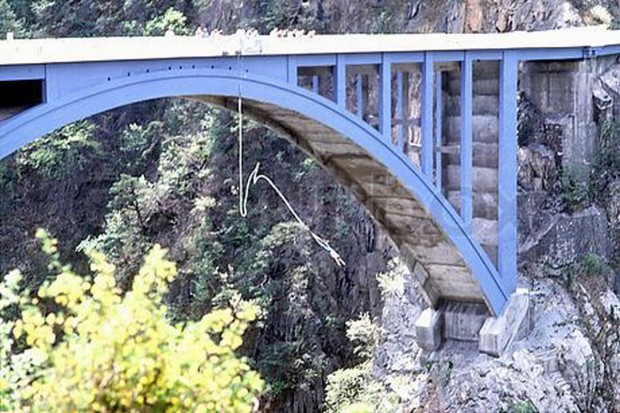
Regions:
[[1, 26, 618, 355]]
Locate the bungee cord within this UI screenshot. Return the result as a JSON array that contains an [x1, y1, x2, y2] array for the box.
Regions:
[[235, 35, 345, 267]]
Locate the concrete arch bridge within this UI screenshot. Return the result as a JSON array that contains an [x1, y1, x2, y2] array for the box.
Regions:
[[1, 26, 618, 355]]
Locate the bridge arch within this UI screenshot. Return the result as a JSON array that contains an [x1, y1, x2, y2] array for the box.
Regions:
[[0, 69, 507, 314]]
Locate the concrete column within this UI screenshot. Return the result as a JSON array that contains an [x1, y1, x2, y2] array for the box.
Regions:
[[415, 308, 442, 351], [479, 288, 531, 356]]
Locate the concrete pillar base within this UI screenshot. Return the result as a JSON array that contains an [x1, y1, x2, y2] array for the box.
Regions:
[[479, 288, 531, 357], [414, 290, 531, 356], [415, 308, 442, 351]]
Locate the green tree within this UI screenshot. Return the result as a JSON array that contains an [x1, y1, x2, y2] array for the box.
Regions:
[[0, 0, 23, 36], [0, 231, 263, 412], [144, 7, 190, 35], [16, 121, 103, 180]]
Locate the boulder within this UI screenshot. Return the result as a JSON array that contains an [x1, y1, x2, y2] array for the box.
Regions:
[[517, 191, 557, 244]]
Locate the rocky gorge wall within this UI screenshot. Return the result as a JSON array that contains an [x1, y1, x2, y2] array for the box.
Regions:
[[3, 0, 620, 411], [323, 0, 620, 411]]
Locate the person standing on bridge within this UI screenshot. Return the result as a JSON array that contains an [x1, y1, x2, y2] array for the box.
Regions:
[[195, 26, 205, 38]]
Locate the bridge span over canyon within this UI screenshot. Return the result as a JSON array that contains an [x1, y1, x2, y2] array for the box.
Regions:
[[1, 26, 618, 355]]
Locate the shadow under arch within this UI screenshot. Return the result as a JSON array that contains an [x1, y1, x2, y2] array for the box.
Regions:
[[0, 69, 508, 314]]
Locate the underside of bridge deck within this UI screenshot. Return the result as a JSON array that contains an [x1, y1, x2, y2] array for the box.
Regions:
[[197, 95, 485, 306]]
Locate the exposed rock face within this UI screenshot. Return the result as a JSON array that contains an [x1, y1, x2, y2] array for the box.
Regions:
[[520, 205, 613, 268], [566, 268, 620, 412], [372, 265, 424, 377], [369, 269, 609, 412], [604, 179, 620, 230], [518, 144, 557, 191], [507, 0, 582, 30], [597, 62, 620, 121], [517, 191, 558, 249], [401, 0, 583, 34], [467, 0, 582, 32]]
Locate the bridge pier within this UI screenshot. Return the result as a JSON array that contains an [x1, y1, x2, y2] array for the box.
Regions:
[[415, 289, 531, 356], [479, 288, 531, 356]]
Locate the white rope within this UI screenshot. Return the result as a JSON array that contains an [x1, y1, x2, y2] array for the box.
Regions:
[[235, 36, 345, 267]]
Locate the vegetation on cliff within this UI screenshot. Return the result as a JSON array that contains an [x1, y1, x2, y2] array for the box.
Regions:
[[3, 0, 620, 411], [1, 232, 262, 412]]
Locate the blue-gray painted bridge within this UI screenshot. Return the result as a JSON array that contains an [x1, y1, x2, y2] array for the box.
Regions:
[[1, 27, 619, 318]]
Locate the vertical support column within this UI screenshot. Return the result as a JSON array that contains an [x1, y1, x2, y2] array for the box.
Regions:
[[379, 53, 392, 139], [499, 51, 518, 294], [396, 70, 404, 150], [435, 70, 443, 189], [403, 72, 410, 153], [334, 54, 346, 108], [421, 52, 435, 177], [461, 53, 473, 228], [287, 56, 297, 85], [312, 75, 319, 94], [356, 74, 363, 118], [44, 65, 62, 102]]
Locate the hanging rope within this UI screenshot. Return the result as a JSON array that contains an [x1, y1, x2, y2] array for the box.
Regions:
[[235, 35, 345, 267]]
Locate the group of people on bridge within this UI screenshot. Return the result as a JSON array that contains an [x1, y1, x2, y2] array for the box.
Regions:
[[189, 27, 316, 39]]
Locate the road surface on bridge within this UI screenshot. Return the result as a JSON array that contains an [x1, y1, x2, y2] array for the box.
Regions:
[[0, 25, 617, 65]]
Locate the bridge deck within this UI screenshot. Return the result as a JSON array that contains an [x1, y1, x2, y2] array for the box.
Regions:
[[0, 26, 618, 65]]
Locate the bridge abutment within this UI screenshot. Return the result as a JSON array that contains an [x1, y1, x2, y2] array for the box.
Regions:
[[522, 59, 606, 179]]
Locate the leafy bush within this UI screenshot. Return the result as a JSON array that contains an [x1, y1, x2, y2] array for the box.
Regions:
[[345, 313, 377, 361], [324, 364, 369, 412], [144, 8, 189, 35], [324, 364, 399, 413], [580, 252, 608, 277], [16, 121, 102, 180], [376, 258, 406, 298], [258, 0, 322, 32], [324, 312, 399, 413], [559, 167, 591, 212], [118, 122, 161, 170], [0, 0, 23, 36], [0, 230, 263, 412], [505, 399, 538, 413], [370, 9, 393, 34]]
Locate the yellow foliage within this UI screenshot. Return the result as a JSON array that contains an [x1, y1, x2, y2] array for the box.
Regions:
[[0, 232, 263, 412]]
